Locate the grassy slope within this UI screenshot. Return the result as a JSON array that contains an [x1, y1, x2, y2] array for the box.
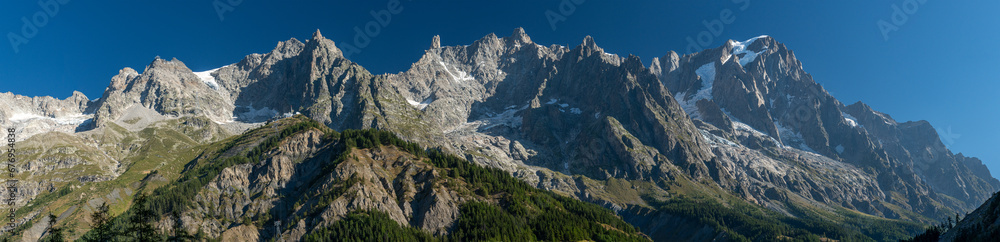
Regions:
[[0, 117, 230, 240]]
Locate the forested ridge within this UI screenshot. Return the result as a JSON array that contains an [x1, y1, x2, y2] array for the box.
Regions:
[[53, 116, 647, 241]]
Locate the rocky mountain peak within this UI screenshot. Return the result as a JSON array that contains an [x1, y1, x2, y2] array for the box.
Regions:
[[69, 90, 87, 100], [145, 57, 189, 73], [623, 54, 644, 69], [269, 38, 306, 60], [311, 29, 324, 40], [848, 101, 876, 114], [303, 31, 342, 59], [467, 32, 503, 53], [649, 57, 662, 75], [108, 67, 140, 91], [580, 35, 603, 54], [510, 27, 531, 44]]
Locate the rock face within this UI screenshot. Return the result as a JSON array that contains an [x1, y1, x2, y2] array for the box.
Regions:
[[656, 35, 999, 220], [380, 30, 710, 182], [180, 128, 465, 239], [845, 102, 1000, 207], [91, 58, 235, 127], [0, 91, 93, 141], [3, 28, 998, 241]]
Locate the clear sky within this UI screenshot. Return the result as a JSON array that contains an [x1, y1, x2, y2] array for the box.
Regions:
[[2, 0, 998, 178]]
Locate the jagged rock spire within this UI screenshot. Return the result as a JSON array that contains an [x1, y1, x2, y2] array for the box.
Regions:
[[312, 29, 324, 40], [579, 35, 604, 54], [431, 35, 441, 49], [511, 27, 531, 43]]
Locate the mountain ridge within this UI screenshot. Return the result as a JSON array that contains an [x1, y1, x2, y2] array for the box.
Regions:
[[1, 28, 996, 241]]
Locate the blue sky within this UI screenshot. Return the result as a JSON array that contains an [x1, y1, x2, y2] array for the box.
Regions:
[[2, 0, 998, 177]]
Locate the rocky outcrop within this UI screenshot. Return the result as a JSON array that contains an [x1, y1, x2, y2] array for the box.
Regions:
[[846, 102, 1000, 210], [172, 127, 466, 239], [660, 35, 998, 221], [0, 91, 93, 141], [90, 57, 236, 128]]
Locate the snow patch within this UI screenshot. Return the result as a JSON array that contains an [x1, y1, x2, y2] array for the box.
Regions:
[[9, 113, 45, 122], [194, 68, 222, 90], [570, 108, 582, 114], [733, 120, 768, 138], [699, 129, 738, 147], [775, 121, 817, 152], [437, 60, 475, 82], [842, 112, 859, 127], [673, 62, 717, 120], [695, 63, 717, 90], [407, 97, 433, 110], [8, 113, 91, 125], [546, 98, 559, 105], [836, 144, 845, 154], [729, 35, 769, 66]]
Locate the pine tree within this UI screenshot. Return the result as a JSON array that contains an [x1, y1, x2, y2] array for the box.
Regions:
[[88, 202, 112, 242], [129, 193, 160, 241], [41, 213, 64, 242]]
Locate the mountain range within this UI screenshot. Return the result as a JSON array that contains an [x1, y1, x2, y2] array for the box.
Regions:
[[1, 28, 995, 241]]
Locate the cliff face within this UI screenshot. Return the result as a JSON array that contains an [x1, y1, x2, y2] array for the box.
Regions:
[[657, 35, 998, 219]]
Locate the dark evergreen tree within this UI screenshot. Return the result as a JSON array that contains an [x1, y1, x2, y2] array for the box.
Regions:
[[40, 213, 64, 242], [129, 194, 160, 241], [86, 202, 112, 242]]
